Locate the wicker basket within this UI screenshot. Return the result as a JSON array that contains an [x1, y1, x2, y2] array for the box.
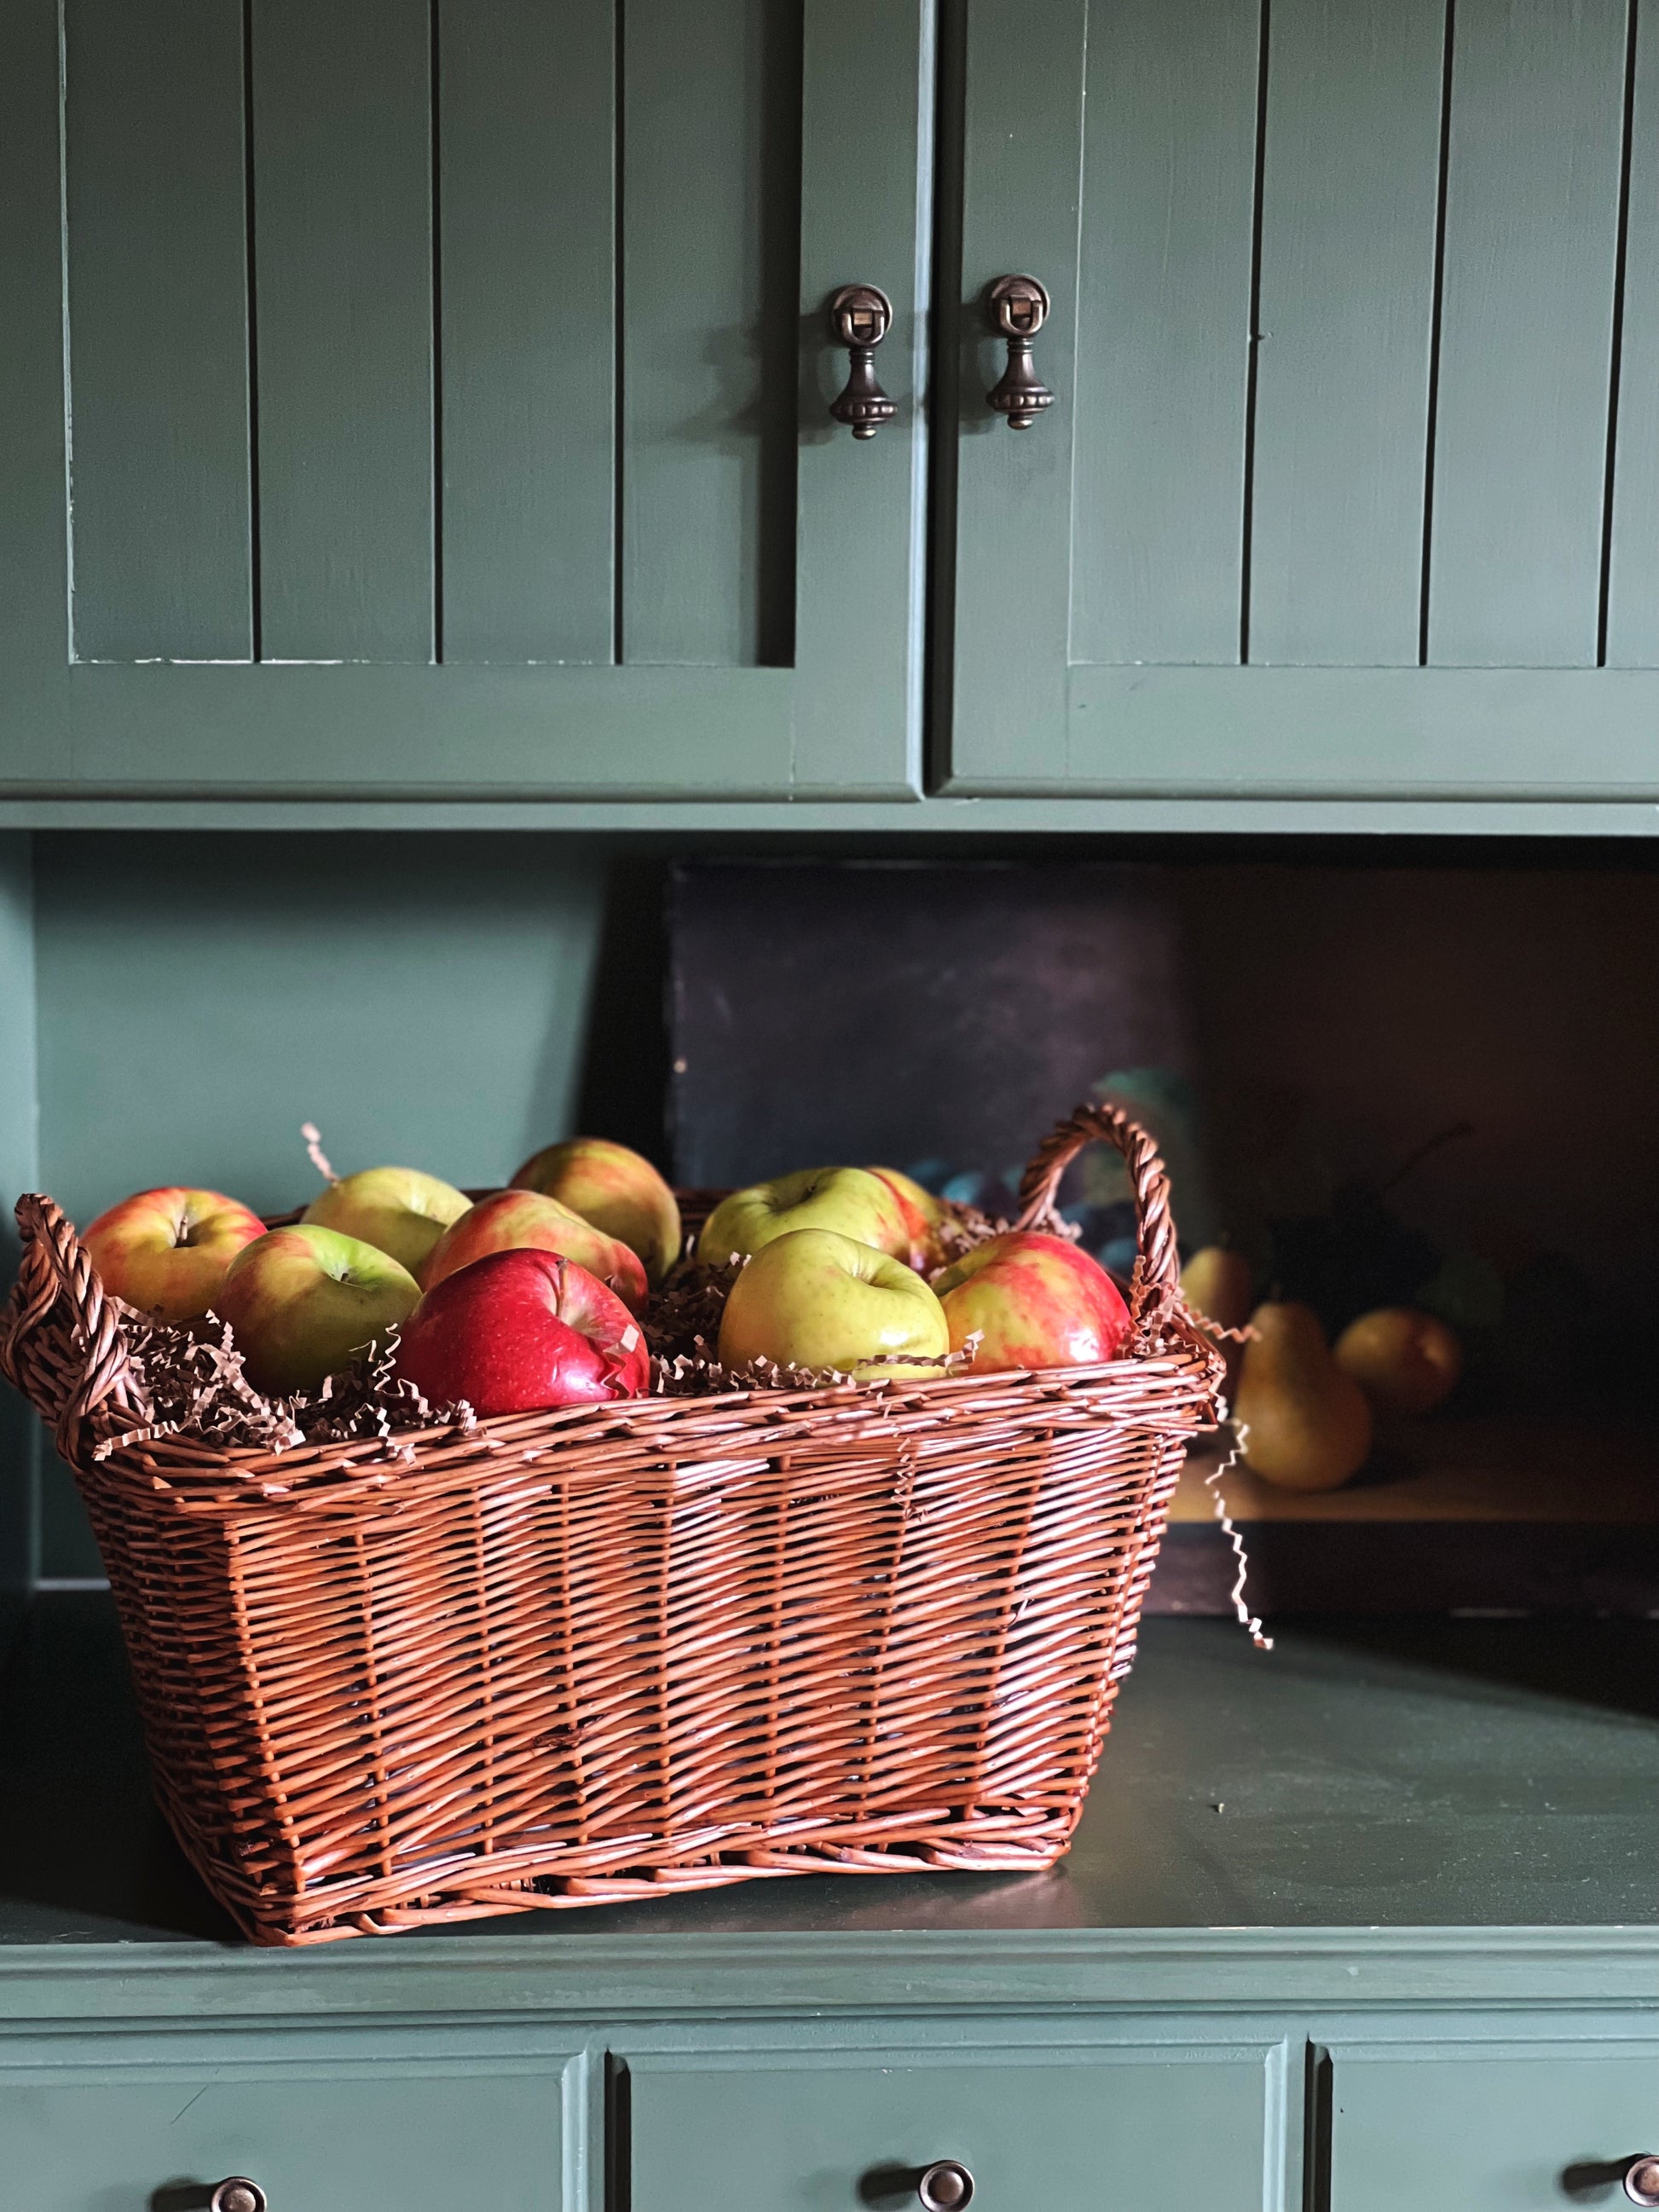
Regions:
[[1, 1102, 1220, 1945]]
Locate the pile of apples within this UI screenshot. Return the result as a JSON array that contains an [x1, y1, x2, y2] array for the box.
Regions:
[[82, 1146, 1137, 1421]]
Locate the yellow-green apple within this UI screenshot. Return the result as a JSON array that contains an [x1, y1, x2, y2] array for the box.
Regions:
[[302, 1166, 471, 1278], [420, 1188, 648, 1311], [698, 1167, 910, 1268], [717, 1227, 951, 1380], [217, 1225, 422, 1395], [396, 1250, 649, 1415], [934, 1232, 1132, 1372], [84, 1187, 266, 1323], [511, 1137, 681, 1285], [865, 1167, 949, 1268]]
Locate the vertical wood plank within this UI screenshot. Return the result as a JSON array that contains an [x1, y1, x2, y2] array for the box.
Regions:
[[621, 0, 800, 666], [1427, 0, 1627, 667], [252, 0, 433, 662], [947, 0, 1086, 785], [1248, 0, 1444, 666], [63, 0, 251, 661], [1606, 0, 1659, 666], [791, 0, 932, 795], [1068, 0, 1260, 667], [438, 0, 615, 665]]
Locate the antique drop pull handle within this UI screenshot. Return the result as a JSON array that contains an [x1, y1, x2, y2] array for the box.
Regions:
[[986, 273, 1053, 428], [916, 2161, 974, 2212], [828, 283, 896, 439], [210, 2182, 268, 2212], [1625, 2155, 1659, 2206]]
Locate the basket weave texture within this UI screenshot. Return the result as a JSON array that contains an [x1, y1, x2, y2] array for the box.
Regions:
[[1, 1103, 1220, 1944]]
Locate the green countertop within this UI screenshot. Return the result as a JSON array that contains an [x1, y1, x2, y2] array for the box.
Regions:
[[1, 1597, 1655, 2017]]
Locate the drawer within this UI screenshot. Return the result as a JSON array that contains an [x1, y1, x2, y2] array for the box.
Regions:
[[0, 2048, 569, 2211], [1329, 2042, 1659, 2210], [627, 2042, 1285, 2212]]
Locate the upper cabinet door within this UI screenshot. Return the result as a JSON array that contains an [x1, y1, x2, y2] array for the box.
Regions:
[[942, 0, 1659, 801], [0, 0, 931, 800]]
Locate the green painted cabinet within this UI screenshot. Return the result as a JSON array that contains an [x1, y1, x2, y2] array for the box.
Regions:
[[627, 2041, 1286, 2212], [0, 2032, 575, 2210], [0, 0, 930, 802], [940, 0, 1659, 802]]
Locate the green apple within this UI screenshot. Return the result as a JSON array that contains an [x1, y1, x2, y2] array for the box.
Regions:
[[697, 1166, 910, 1268], [302, 1166, 471, 1278], [717, 1227, 951, 1380], [511, 1136, 682, 1285], [217, 1224, 422, 1395]]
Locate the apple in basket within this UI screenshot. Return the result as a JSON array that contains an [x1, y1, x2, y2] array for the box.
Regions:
[[718, 1227, 951, 1380], [865, 1165, 949, 1268], [217, 1224, 422, 1395], [934, 1232, 1133, 1372], [396, 1248, 649, 1415], [84, 1186, 266, 1323], [420, 1187, 649, 1312], [512, 1136, 682, 1285], [697, 1167, 910, 1268], [302, 1165, 472, 1279]]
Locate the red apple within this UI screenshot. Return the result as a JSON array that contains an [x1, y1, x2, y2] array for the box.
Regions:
[[934, 1232, 1133, 1372], [84, 1186, 267, 1323], [420, 1188, 649, 1311], [865, 1166, 949, 1267], [511, 1138, 681, 1285], [395, 1250, 649, 1416]]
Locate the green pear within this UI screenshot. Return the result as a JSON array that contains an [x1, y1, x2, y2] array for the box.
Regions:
[[1179, 1245, 1254, 1335], [1234, 1301, 1373, 1492]]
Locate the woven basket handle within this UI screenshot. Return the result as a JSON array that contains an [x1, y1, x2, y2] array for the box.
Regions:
[[1013, 1100, 1180, 1330], [0, 1193, 142, 1464]]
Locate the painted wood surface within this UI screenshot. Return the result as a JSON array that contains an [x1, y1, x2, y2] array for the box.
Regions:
[[1069, 0, 1260, 667], [1248, 0, 1442, 666], [1425, 0, 1627, 667], [628, 2045, 1283, 2212], [251, 0, 435, 663], [437, 0, 615, 665], [1606, 0, 1659, 667], [62, 0, 253, 665]]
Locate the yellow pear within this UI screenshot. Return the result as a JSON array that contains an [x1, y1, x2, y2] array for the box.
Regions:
[[1179, 1245, 1254, 1335], [1235, 1301, 1373, 1492], [1334, 1306, 1462, 1416]]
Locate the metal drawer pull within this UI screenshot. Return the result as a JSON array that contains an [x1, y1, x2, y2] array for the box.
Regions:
[[210, 2181, 267, 2212], [1625, 2157, 1659, 2206], [986, 274, 1053, 428], [828, 284, 897, 440], [916, 2161, 974, 2212]]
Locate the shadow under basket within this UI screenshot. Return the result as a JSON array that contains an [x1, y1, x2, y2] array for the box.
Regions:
[[0, 1104, 1220, 1944]]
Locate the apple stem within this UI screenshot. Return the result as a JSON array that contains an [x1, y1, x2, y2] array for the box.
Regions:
[[300, 1121, 339, 1186]]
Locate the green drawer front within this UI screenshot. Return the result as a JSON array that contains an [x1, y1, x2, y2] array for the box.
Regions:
[[0, 2054, 568, 2212], [627, 2044, 1285, 2212], [1331, 2045, 1659, 2210]]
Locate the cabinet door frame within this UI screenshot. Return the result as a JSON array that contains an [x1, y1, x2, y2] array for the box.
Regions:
[[936, 0, 1659, 804], [0, 0, 931, 802]]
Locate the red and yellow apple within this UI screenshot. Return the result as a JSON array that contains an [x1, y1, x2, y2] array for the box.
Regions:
[[511, 1137, 681, 1285], [866, 1166, 949, 1268], [396, 1249, 649, 1415], [217, 1224, 422, 1395], [934, 1232, 1133, 1372], [698, 1167, 910, 1268], [420, 1188, 648, 1311], [717, 1227, 951, 1380], [302, 1166, 471, 1279], [84, 1186, 267, 1323]]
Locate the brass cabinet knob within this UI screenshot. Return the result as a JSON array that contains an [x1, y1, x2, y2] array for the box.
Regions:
[[1625, 2157, 1659, 2206], [210, 2181, 267, 2212], [985, 274, 1053, 428], [828, 284, 897, 439], [916, 2160, 974, 2212]]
